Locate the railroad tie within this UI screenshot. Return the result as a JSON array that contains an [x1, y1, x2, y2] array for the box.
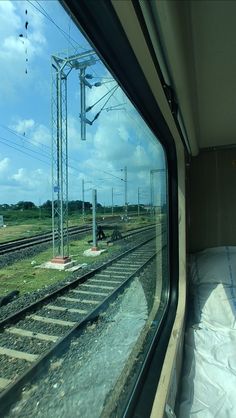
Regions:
[[5, 327, 58, 343], [97, 273, 125, 279], [71, 289, 108, 297], [58, 296, 99, 305], [46, 304, 87, 315], [80, 299, 99, 305], [90, 278, 122, 284], [28, 314, 76, 327], [0, 346, 38, 362], [0, 377, 12, 390], [81, 283, 115, 290]]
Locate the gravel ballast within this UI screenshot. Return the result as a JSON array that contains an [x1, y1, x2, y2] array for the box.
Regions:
[[0, 233, 154, 321]]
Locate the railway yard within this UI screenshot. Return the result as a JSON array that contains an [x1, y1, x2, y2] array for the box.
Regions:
[[0, 219, 164, 417]]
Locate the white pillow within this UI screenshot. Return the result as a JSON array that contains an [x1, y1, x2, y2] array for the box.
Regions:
[[193, 282, 236, 329], [190, 247, 236, 329], [190, 246, 236, 286]]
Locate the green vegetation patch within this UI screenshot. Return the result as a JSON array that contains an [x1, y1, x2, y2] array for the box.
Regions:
[[0, 236, 120, 297], [0, 222, 52, 243]]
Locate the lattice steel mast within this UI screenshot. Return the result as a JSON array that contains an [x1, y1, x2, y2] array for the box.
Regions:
[[51, 50, 97, 259]]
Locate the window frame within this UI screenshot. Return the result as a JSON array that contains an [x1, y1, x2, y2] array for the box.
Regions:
[[61, 1, 179, 416]]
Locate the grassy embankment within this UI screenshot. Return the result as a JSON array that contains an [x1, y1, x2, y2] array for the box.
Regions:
[[0, 209, 85, 243], [0, 235, 120, 297], [0, 209, 154, 297]]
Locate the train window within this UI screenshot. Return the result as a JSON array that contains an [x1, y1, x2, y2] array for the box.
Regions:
[[0, 1, 171, 417]]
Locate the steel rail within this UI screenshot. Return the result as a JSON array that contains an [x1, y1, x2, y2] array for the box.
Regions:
[[0, 223, 155, 255], [0, 231, 156, 328], [0, 225, 91, 255], [0, 233, 157, 416]]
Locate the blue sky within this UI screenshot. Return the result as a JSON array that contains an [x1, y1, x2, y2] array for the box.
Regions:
[[0, 0, 165, 207]]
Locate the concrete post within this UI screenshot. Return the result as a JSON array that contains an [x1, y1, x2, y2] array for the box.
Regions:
[[92, 189, 97, 249]]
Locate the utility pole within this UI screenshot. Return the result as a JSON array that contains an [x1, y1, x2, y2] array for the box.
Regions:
[[51, 50, 98, 260], [82, 178, 85, 221], [92, 189, 97, 249], [80, 67, 86, 141], [150, 169, 166, 217], [150, 170, 154, 216], [138, 187, 140, 217], [124, 166, 128, 219], [111, 187, 114, 216]]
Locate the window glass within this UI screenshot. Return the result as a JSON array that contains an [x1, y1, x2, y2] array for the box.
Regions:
[[0, 1, 168, 416]]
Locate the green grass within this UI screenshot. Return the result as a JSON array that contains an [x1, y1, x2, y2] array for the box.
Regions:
[[0, 222, 52, 243], [0, 215, 86, 243], [0, 214, 158, 297], [0, 211, 154, 243], [0, 236, 120, 297]]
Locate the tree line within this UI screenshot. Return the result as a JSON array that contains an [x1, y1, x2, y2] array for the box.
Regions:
[[0, 200, 98, 211]]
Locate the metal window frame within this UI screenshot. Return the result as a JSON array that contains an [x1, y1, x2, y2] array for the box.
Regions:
[[60, 1, 179, 416]]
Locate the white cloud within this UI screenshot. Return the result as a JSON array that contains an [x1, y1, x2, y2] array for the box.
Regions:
[[0, 159, 51, 204], [0, 157, 10, 173], [0, 1, 21, 38], [11, 118, 50, 146], [68, 114, 93, 149], [31, 124, 50, 146], [13, 119, 35, 134], [69, 73, 166, 205], [0, 157, 11, 187], [0, 0, 46, 99], [11, 167, 50, 191]]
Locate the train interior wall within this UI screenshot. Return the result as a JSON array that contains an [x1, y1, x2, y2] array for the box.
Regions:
[[174, 146, 236, 416], [188, 147, 236, 252]]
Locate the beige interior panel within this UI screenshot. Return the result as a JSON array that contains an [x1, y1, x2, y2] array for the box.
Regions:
[[189, 148, 236, 252], [148, 0, 236, 153]]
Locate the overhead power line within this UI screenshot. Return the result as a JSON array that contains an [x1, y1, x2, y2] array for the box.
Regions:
[[28, 0, 155, 148], [86, 84, 118, 113], [85, 85, 119, 125], [0, 134, 81, 178], [27, 0, 87, 52], [0, 136, 50, 166], [0, 124, 87, 168]]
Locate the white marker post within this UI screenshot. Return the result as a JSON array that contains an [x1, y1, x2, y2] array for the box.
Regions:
[[92, 189, 97, 250]]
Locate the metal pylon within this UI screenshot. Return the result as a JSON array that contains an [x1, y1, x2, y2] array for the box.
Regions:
[[51, 61, 69, 258], [51, 51, 97, 258]]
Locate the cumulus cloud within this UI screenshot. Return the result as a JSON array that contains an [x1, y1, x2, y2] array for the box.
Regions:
[[0, 153, 51, 204], [81, 88, 163, 172], [69, 73, 166, 204], [0, 0, 46, 99], [0, 1, 21, 39], [13, 119, 35, 134], [11, 167, 50, 191], [31, 124, 50, 146], [0, 157, 10, 174], [0, 166, 51, 204], [11, 118, 51, 146]]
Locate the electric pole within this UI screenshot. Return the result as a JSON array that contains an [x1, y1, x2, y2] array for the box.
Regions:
[[138, 187, 140, 217], [124, 166, 128, 219], [92, 189, 97, 249], [51, 50, 98, 260], [150, 169, 166, 217], [82, 178, 85, 221], [111, 187, 114, 216]]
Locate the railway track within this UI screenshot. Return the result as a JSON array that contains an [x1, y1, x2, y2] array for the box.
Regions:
[[0, 223, 155, 256], [0, 225, 92, 255], [0, 229, 158, 416]]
